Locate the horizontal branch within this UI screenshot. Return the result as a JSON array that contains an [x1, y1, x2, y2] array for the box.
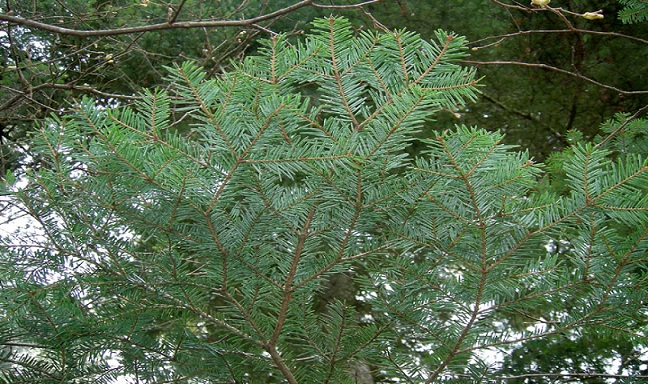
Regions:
[[35, 83, 140, 101], [470, 28, 648, 48], [0, 0, 315, 37], [484, 372, 648, 381], [311, 0, 382, 8], [463, 60, 648, 95]]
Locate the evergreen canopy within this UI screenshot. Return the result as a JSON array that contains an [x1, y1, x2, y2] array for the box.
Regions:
[[1, 17, 647, 383]]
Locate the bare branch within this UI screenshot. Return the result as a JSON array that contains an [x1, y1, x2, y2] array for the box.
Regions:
[[168, 0, 188, 24], [34, 83, 140, 101], [482, 372, 648, 381], [312, 0, 383, 9], [470, 28, 648, 49], [0, 0, 316, 37], [463, 60, 648, 96]]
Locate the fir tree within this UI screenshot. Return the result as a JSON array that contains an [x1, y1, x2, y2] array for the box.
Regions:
[[1, 17, 647, 383]]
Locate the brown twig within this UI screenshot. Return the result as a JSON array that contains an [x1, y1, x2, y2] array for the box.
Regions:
[[470, 28, 648, 49], [0, 0, 317, 37], [463, 60, 648, 96]]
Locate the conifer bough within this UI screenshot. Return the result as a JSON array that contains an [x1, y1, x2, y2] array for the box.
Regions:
[[1, 16, 647, 383]]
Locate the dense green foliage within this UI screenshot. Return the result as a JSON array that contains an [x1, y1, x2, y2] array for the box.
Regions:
[[1, 17, 647, 383], [619, 0, 648, 23]]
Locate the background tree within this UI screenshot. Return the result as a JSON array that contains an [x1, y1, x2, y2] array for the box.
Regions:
[[2, 0, 648, 173], [0, 0, 382, 176], [1, 16, 647, 383]]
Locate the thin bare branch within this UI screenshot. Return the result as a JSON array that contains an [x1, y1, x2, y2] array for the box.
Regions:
[[312, 0, 383, 8], [470, 28, 648, 49], [463, 60, 648, 95], [0, 0, 316, 37]]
